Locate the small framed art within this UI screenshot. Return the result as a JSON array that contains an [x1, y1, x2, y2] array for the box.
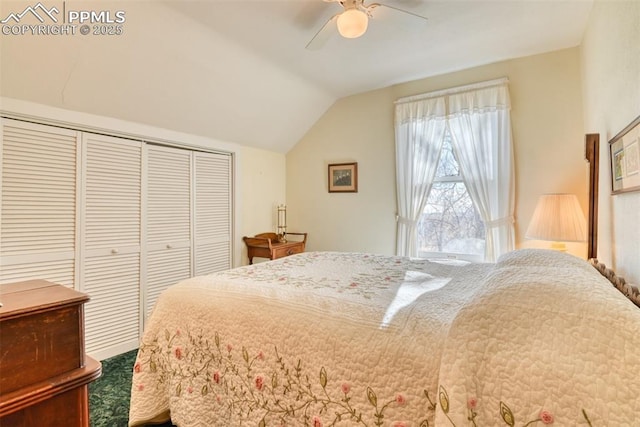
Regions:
[[328, 162, 358, 193], [609, 115, 640, 194]]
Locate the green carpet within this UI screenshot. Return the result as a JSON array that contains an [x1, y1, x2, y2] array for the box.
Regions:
[[89, 349, 174, 427]]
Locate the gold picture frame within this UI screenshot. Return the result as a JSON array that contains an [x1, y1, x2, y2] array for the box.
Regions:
[[328, 162, 358, 193], [609, 115, 640, 194]]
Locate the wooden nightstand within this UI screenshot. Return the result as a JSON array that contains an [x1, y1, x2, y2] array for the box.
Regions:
[[243, 232, 307, 264]]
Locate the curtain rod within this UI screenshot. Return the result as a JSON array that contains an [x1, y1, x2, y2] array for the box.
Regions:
[[394, 77, 509, 105]]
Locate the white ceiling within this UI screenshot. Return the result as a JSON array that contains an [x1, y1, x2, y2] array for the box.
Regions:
[[0, 1, 594, 152], [167, 0, 593, 97]]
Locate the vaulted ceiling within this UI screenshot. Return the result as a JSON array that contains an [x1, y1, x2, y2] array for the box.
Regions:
[[0, 1, 593, 152]]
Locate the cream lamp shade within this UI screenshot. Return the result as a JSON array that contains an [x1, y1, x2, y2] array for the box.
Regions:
[[525, 194, 587, 251], [337, 9, 369, 38]]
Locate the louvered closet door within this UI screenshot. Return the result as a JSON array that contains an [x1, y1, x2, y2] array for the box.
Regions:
[[81, 133, 141, 358], [0, 119, 80, 287], [193, 151, 232, 275], [145, 145, 192, 317]]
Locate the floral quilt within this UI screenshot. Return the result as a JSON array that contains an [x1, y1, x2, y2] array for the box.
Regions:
[[433, 249, 640, 426], [128, 252, 490, 426], [128, 250, 640, 426]]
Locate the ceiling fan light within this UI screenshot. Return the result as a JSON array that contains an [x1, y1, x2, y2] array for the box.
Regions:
[[337, 9, 368, 39]]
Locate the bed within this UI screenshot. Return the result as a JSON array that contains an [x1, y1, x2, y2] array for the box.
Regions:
[[128, 249, 640, 426]]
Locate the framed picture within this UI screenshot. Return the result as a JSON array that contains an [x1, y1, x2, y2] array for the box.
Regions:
[[328, 162, 358, 193], [609, 115, 640, 194]]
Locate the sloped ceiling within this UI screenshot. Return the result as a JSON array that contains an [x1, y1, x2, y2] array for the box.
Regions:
[[0, 1, 593, 152]]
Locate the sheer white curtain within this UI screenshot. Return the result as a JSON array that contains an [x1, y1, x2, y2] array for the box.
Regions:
[[394, 97, 447, 257], [447, 82, 515, 261]]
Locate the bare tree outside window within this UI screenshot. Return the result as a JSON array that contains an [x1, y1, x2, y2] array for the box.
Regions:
[[417, 132, 485, 259]]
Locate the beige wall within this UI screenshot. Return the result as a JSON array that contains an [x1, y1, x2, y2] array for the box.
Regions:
[[287, 48, 587, 257], [238, 146, 286, 264], [580, 0, 640, 284], [286, 90, 398, 254]]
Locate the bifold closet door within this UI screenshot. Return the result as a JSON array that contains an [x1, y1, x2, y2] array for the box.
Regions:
[[193, 151, 232, 275], [81, 133, 142, 358], [144, 144, 192, 317], [0, 118, 80, 287]]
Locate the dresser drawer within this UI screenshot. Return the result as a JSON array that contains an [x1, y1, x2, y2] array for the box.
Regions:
[[0, 280, 101, 425], [0, 281, 88, 394], [0, 306, 83, 395], [271, 242, 304, 259]]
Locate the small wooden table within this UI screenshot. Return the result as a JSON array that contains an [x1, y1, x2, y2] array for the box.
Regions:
[[243, 232, 307, 264]]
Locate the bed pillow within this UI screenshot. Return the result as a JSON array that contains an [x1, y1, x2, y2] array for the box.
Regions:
[[496, 248, 591, 270]]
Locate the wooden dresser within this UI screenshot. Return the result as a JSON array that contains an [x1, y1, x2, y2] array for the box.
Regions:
[[0, 280, 102, 426], [243, 232, 307, 264]]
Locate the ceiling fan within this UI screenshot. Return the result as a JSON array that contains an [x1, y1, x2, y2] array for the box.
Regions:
[[306, 0, 428, 50]]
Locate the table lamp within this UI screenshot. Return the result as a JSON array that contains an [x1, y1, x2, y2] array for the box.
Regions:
[[277, 204, 287, 242], [525, 193, 587, 252]]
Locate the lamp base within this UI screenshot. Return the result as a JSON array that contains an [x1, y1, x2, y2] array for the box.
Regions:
[[550, 241, 567, 252]]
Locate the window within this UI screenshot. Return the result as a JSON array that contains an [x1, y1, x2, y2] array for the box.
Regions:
[[395, 79, 514, 261], [417, 131, 485, 261]]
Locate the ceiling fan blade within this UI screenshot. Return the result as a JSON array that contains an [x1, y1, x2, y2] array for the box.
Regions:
[[367, 3, 428, 22], [306, 14, 339, 50]]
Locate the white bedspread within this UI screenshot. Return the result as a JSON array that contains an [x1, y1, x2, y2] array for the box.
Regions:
[[434, 249, 640, 425], [129, 252, 490, 426], [128, 250, 640, 426]]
